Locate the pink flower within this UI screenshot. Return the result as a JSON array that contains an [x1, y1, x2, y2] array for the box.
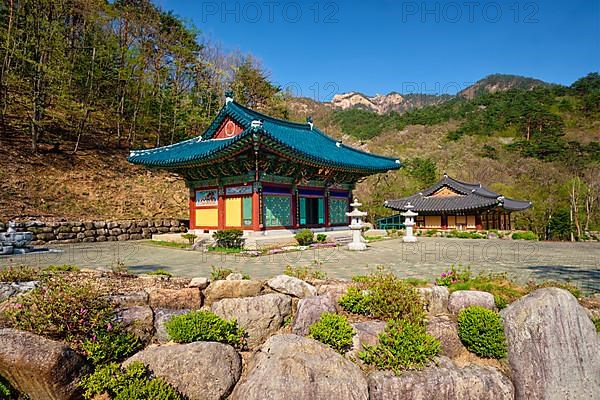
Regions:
[[107, 322, 112, 331], [15, 303, 22, 309]]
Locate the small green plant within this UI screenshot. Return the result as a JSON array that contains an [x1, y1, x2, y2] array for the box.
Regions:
[[212, 229, 245, 249], [79, 362, 181, 400], [295, 229, 314, 246], [338, 286, 371, 315], [308, 313, 354, 353], [82, 330, 142, 365], [592, 318, 600, 333], [435, 265, 472, 286], [359, 319, 440, 374], [448, 230, 486, 239], [181, 233, 198, 245], [403, 277, 429, 287], [165, 310, 245, 347], [0, 265, 41, 282], [43, 264, 80, 273], [316, 233, 327, 243], [511, 231, 538, 240], [342, 269, 426, 324], [146, 269, 173, 278], [457, 306, 507, 359], [425, 229, 438, 237], [283, 264, 327, 280], [0, 376, 12, 399]]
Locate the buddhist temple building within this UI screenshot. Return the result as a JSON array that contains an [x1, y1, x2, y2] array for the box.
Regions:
[[128, 94, 401, 232], [384, 174, 531, 231]]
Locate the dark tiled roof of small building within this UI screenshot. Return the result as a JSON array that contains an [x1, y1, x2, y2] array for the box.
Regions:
[[128, 101, 401, 174], [385, 175, 531, 213]]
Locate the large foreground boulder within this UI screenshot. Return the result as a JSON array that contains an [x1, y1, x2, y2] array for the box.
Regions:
[[417, 286, 449, 315], [267, 275, 317, 298], [368, 357, 514, 400], [203, 279, 263, 305], [426, 315, 467, 359], [0, 328, 89, 400], [230, 334, 368, 400], [501, 288, 600, 400], [212, 293, 292, 347], [147, 287, 202, 309], [292, 295, 337, 336], [124, 341, 241, 400], [448, 290, 496, 314]]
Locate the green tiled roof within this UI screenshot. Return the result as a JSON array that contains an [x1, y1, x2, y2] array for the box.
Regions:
[[128, 101, 401, 173]]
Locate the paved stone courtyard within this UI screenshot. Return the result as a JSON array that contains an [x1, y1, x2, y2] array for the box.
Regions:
[[2, 237, 599, 293]]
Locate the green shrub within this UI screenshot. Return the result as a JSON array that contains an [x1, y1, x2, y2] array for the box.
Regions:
[[165, 310, 245, 347], [435, 265, 471, 286], [1, 277, 116, 350], [342, 270, 426, 324], [283, 264, 327, 280], [316, 233, 327, 243], [79, 362, 181, 400], [457, 306, 507, 359], [338, 286, 372, 315], [593, 318, 600, 333], [43, 264, 80, 273], [146, 269, 173, 278], [425, 229, 438, 237], [308, 313, 354, 353], [0, 376, 12, 399], [82, 330, 141, 365], [295, 229, 314, 246], [448, 230, 486, 239], [512, 231, 538, 240], [359, 319, 440, 374], [181, 233, 197, 245], [212, 229, 245, 249], [0, 265, 41, 282]]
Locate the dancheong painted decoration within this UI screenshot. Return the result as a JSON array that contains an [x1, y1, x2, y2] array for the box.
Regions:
[[128, 93, 401, 232]]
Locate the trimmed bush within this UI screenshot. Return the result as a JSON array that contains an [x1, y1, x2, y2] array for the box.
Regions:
[[308, 312, 354, 353], [165, 310, 245, 347], [316, 233, 327, 243], [212, 229, 245, 249], [79, 362, 181, 400], [457, 306, 507, 359], [359, 319, 440, 374], [181, 233, 197, 244], [511, 231, 538, 240], [295, 229, 314, 245]]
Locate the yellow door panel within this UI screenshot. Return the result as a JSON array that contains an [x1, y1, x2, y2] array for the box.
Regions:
[[226, 197, 242, 227], [196, 208, 218, 227]]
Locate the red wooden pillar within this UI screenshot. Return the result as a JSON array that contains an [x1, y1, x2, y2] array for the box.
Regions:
[[252, 188, 260, 231], [189, 188, 196, 230], [325, 189, 330, 227], [218, 188, 225, 230]]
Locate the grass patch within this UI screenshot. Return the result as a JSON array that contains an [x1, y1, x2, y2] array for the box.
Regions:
[[144, 240, 190, 249], [146, 269, 173, 278], [208, 246, 243, 254]]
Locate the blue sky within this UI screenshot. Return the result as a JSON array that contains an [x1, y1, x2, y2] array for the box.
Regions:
[[157, 0, 599, 100]]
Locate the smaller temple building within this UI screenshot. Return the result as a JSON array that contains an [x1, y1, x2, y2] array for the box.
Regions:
[[128, 94, 400, 232], [384, 174, 531, 231]]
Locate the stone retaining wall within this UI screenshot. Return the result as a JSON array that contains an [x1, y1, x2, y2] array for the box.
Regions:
[[0, 220, 187, 245]]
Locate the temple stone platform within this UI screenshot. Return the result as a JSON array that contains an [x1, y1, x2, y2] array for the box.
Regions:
[[151, 228, 387, 250]]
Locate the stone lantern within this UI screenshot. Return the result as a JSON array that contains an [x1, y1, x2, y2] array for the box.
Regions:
[[402, 202, 418, 243], [346, 198, 367, 251]]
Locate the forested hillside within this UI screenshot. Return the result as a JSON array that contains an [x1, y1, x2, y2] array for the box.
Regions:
[[314, 74, 600, 240]]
